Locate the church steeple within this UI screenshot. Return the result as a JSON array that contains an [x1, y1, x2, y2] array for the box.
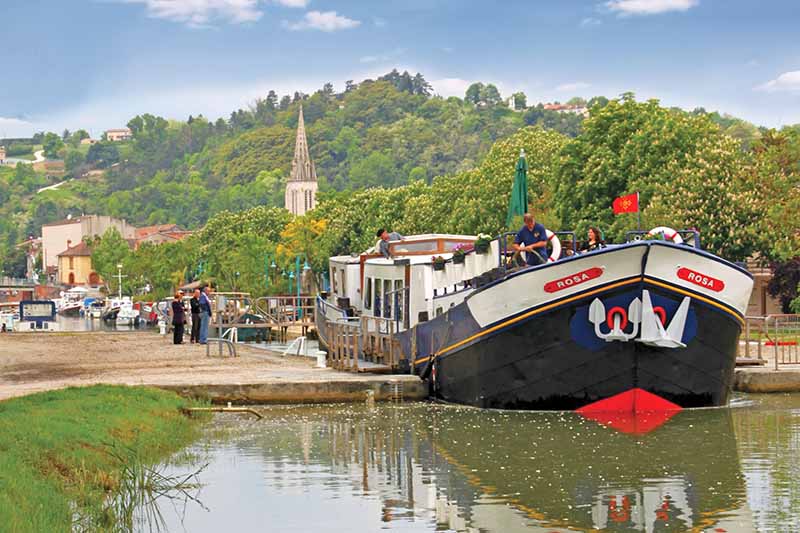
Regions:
[[289, 106, 317, 183], [284, 106, 319, 215]]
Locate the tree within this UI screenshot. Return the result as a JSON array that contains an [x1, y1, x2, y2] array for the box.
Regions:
[[644, 136, 763, 261], [42, 132, 64, 159], [512, 92, 527, 111], [68, 129, 90, 147], [279, 95, 291, 110], [465, 83, 484, 105], [64, 150, 86, 173], [554, 94, 722, 242], [86, 142, 120, 168], [768, 258, 800, 313], [481, 84, 502, 106], [89, 228, 132, 295]]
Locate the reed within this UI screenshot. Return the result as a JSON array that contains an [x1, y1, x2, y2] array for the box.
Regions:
[[0, 385, 208, 532]]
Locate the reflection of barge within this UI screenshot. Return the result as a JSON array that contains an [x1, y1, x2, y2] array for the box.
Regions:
[[419, 407, 750, 532], [317, 229, 754, 410]]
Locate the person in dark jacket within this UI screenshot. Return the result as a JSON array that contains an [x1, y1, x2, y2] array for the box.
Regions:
[[189, 288, 201, 343], [171, 291, 186, 345], [198, 286, 212, 344]]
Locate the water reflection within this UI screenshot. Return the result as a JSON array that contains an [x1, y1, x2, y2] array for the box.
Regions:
[[56, 315, 151, 332], [157, 396, 800, 532]]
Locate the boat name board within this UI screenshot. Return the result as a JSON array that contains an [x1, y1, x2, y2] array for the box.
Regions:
[[676, 267, 724, 292], [544, 267, 604, 293]]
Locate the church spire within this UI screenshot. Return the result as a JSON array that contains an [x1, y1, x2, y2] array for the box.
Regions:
[[289, 106, 317, 183]]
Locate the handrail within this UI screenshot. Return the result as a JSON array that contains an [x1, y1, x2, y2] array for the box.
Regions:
[[625, 229, 701, 248], [206, 336, 237, 358]]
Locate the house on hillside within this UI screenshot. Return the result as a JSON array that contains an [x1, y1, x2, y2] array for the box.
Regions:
[[80, 138, 99, 145], [42, 215, 136, 275], [0, 145, 6, 164], [134, 224, 192, 248], [105, 128, 132, 142], [57, 241, 100, 286]]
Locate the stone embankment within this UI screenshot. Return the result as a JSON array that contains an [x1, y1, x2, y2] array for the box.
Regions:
[[0, 331, 425, 403]]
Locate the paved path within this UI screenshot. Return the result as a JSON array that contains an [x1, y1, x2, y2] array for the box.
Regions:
[[0, 331, 424, 403]]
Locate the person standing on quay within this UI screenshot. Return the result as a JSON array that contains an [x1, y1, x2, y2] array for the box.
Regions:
[[171, 292, 186, 345], [189, 288, 202, 343], [198, 286, 212, 345]]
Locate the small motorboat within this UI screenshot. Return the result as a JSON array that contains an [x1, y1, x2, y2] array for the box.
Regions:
[[115, 297, 139, 326]]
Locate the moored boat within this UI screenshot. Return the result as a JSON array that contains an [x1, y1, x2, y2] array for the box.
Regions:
[[316, 228, 754, 411]]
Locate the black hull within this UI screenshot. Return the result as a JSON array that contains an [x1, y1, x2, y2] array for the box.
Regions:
[[416, 280, 741, 410]]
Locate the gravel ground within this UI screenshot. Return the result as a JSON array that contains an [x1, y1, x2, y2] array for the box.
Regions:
[[0, 331, 337, 400]]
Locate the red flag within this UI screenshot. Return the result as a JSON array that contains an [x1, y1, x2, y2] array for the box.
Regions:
[[613, 193, 639, 215]]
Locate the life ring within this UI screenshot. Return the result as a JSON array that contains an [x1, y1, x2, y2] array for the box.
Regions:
[[546, 230, 562, 262], [648, 226, 683, 244]]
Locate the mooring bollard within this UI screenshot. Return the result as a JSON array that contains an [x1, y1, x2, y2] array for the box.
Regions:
[[365, 389, 375, 408]]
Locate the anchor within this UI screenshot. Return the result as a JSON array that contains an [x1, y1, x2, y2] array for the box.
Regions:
[[589, 297, 641, 342], [637, 290, 689, 349]]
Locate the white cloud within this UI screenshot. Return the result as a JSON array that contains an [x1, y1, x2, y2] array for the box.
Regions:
[[756, 71, 800, 93], [123, 0, 265, 27], [580, 17, 602, 27], [605, 0, 698, 16], [555, 82, 591, 92], [274, 0, 308, 7], [430, 78, 473, 98], [373, 17, 386, 27], [283, 10, 360, 31], [0, 116, 36, 138]]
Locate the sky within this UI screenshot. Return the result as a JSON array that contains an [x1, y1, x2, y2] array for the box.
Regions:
[[1, 0, 799, 138]]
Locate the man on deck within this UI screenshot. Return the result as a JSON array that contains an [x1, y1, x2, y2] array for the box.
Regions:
[[376, 228, 403, 259], [512, 213, 549, 266]]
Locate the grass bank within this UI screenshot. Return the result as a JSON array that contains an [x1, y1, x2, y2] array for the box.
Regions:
[[0, 385, 206, 532]]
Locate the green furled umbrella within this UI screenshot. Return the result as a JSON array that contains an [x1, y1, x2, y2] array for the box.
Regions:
[[506, 149, 528, 226]]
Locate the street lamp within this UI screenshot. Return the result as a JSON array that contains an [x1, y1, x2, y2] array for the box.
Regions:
[[116, 263, 126, 300]]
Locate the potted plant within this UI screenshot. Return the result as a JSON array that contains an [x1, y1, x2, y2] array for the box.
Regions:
[[452, 244, 467, 264], [474, 233, 492, 254], [432, 255, 446, 271]]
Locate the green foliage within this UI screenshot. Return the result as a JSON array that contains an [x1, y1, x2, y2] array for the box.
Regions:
[[0, 385, 203, 532], [89, 228, 131, 294], [86, 141, 120, 168], [554, 95, 722, 242], [4, 142, 34, 157], [42, 132, 64, 159]]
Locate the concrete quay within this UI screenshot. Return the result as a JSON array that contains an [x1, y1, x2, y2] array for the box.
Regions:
[[734, 364, 800, 393], [0, 331, 425, 404]]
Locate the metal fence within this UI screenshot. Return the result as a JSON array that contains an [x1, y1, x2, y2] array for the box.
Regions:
[[739, 314, 800, 369], [767, 314, 800, 369]]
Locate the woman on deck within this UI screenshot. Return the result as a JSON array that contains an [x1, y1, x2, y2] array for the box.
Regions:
[[579, 227, 605, 254], [171, 292, 186, 345]]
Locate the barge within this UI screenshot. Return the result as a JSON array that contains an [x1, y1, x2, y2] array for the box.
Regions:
[[317, 228, 754, 411]]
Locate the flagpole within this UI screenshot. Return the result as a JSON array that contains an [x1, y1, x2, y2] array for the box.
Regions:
[[636, 192, 641, 232]]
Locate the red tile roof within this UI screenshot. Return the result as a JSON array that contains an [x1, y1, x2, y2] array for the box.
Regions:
[[57, 241, 92, 257]]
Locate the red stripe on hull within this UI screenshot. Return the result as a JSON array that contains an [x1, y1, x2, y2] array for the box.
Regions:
[[576, 388, 683, 435]]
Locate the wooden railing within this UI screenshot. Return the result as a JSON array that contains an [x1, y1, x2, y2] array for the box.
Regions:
[[361, 315, 404, 369], [328, 319, 361, 371]]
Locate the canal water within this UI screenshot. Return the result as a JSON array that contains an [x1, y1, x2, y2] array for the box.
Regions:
[[56, 315, 151, 332], [153, 394, 800, 533]]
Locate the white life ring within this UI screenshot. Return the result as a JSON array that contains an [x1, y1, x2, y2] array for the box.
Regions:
[[648, 226, 683, 244], [546, 229, 561, 262]]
